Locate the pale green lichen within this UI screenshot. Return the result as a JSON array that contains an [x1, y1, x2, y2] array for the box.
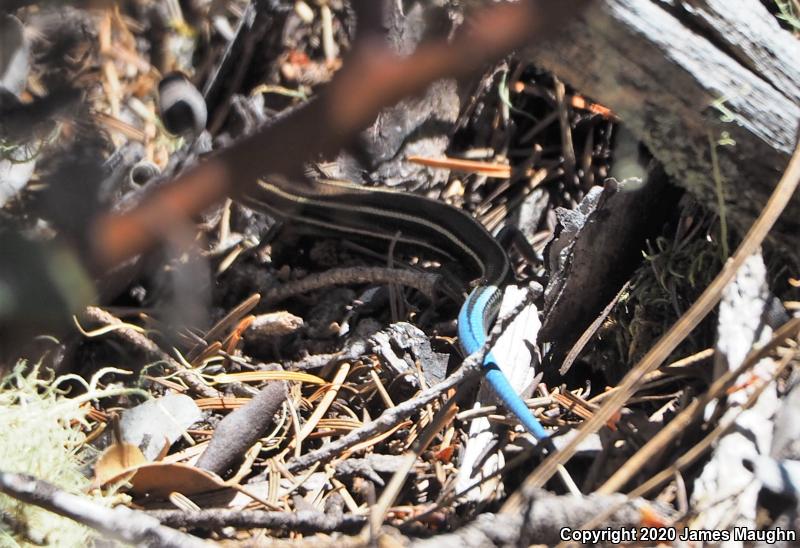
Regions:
[[0, 362, 145, 547]]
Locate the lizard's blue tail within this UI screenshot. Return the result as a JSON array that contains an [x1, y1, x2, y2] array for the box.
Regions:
[[483, 360, 549, 441]]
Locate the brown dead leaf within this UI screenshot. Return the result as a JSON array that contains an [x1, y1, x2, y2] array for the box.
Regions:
[[93, 441, 148, 487], [94, 440, 228, 500], [127, 462, 227, 498]]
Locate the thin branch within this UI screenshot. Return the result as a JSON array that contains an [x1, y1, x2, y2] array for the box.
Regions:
[[0, 472, 209, 548], [286, 283, 542, 473], [81, 306, 221, 399], [597, 317, 800, 494], [286, 357, 479, 473], [87, 0, 588, 271], [264, 266, 439, 304], [147, 508, 365, 535]]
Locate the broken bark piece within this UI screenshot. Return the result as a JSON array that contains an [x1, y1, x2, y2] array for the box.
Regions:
[[541, 171, 681, 374], [691, 252, 781, 533], [713, 251, 778, 378], [526, 0, 800, 251], [747, 456, 800, 520], [245, 310, 304, 340], [370, 322, 449, 388], [456, 285, 541, 502]]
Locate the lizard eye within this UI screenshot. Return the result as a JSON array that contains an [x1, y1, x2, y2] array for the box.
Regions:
[[157, 71, 207, 138]]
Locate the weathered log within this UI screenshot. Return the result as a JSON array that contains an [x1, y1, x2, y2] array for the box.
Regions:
[[527, 0, 800, 251]]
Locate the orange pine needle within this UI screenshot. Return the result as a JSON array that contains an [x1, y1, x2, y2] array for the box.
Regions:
[[407, 155, 512, 177], [569, 94, 617, 119]]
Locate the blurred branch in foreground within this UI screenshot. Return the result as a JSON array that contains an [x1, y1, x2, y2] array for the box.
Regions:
[[87, 0, 589, 272]]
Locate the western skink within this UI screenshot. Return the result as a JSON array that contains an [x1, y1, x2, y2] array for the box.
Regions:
[[241, 176, 550, 442]]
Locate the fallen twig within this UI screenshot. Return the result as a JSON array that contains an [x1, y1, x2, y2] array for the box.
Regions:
[[147, 508, 366, 535], [87, 0, 588, 271], [597, 317, 800, 494], [264, 266, 439, 304], [286, 358, 478, 473], [627, 326, 800, 497], [195, 381, 287, 476], [410, 489, 658, 547], [0, 471, 209, 548], [81, 306, 221, 399], [286, 282, 542, 473]]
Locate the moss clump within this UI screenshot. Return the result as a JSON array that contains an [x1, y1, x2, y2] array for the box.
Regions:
[[587, 211, 723, 383], [0, 362, 141, 547]]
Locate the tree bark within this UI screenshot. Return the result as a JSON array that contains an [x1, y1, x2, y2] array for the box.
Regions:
[[526, 0, 800, 251]]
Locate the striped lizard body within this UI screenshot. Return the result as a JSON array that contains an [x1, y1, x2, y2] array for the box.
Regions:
[[241, 176, 549, 442]]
